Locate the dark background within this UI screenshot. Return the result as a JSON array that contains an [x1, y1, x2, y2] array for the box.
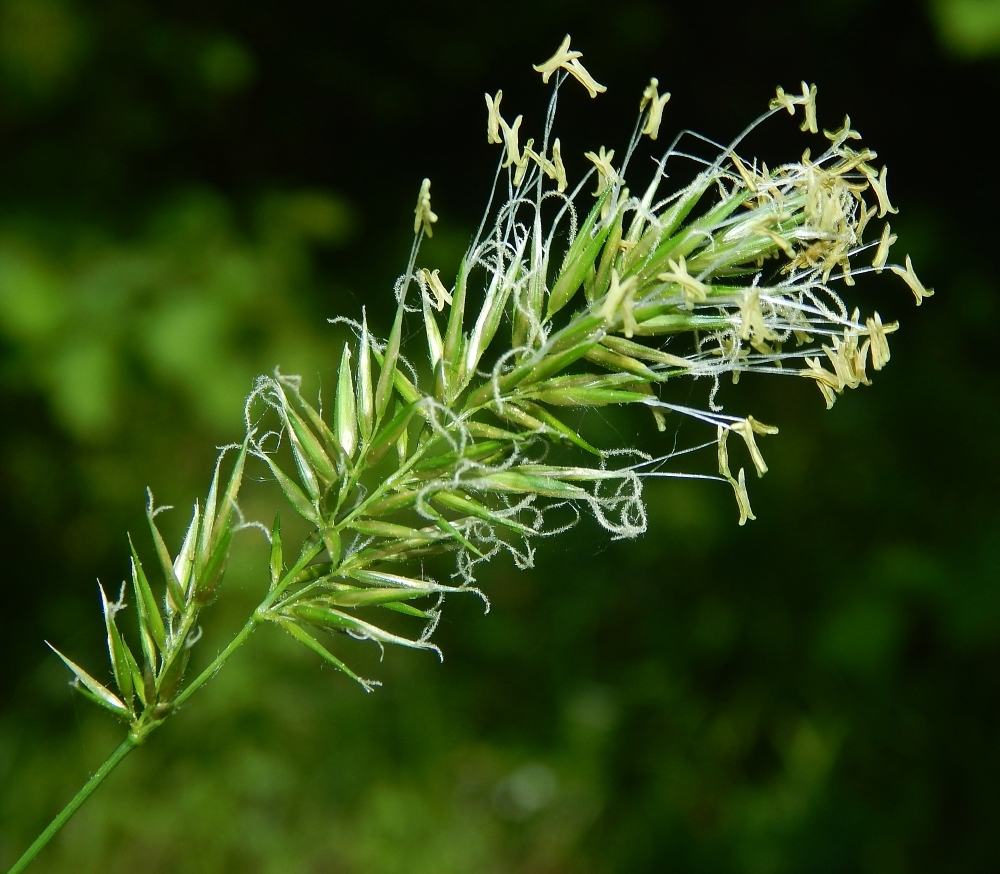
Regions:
[[2, 1, 999, 871]]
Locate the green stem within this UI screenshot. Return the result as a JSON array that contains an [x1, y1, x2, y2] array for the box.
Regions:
[[173, 616, 259, 708], [6, 738, 136, 874], [7, 617, 262, 874]]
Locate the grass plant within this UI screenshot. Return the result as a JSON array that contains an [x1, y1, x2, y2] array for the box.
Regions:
[[5, 36, 929, 874]]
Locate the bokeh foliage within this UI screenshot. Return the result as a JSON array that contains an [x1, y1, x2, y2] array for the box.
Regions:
[[2, 1, 999, 872]]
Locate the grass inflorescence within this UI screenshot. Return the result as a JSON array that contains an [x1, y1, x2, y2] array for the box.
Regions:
[[7, 35, 929, 874]]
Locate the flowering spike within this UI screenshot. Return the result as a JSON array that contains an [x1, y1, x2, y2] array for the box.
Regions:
[[31, 67, 933, 820], [413, 178, 438, 237]]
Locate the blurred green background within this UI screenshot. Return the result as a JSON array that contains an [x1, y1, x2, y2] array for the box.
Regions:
[[1, 0, 999, 871]]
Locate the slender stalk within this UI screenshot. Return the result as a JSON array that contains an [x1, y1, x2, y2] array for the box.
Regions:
[[7, 618, 262, 874], [6, 738, 136, 874]]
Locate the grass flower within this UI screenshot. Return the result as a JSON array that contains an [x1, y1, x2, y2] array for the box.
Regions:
[[6, 36, 928, 874]]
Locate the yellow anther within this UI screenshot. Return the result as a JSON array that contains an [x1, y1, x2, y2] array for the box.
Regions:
[[801, 356, 842, 408], [524, 140, 566, 191], [565, 58, 607, 98], [657, 256, 708, 310], [864, 311, 897, 370], [600, 268, 639, 337], [413, 178, 438, 237], [639, 77, 671, 140], [499, 114, 524, 169], [513, 137, 534, 187], [840, 255, 856, 287], [533, 34, 581, 82], [551, 138, 567, 192], [584, 145, 618, 196], [753, 161, 784, 210], [856, 204, 877, 242], [730, 467, 756, 525], [890, 254, 934, 305], [717, 429, 755, 523], [828, 148, 878, 178], [872, 223, 897, 273], [533, 35, 607, 98], [523, 144, 548, 173], [853, 337, 872, 386], [862, 164, 899, 218], [731, 152, 758, 193], [420, 268, 453, 311], [639, 77, 658, 110], [484, 90, 503, 145], [837, 318, 871, 386], [823, 115, 862, 147], [799, 82, 818, 133], [769, 82, 818, 133], [823, 337, 859, 391], [730, 416, 778, 478], [770, 85, 798, 115], [737, 288, 777, 352], [717, 425, 731, 479], [757, 224, 796, 260]]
